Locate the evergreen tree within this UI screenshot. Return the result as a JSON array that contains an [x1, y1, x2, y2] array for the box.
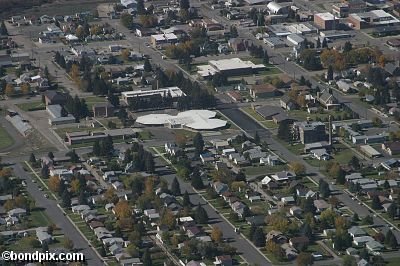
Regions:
[[61, 190, 71, 207], [249, 224, 256, 241], [42, 242, 49, 252], [253, 227, 266, 247], [179, 0, 190, 10], [352, 213, 359, 222], [193, 132, 204, 156], [194, 203, 208, 224], [29, 153, 36, 164], [0, 21, 8, 35], [170, 177, 181, 196], [385, 230, 398, 248], [144, 58, 152, 72], [182, 191, 191, 207], [316, 37, 321, 48], [322, 38, 328, 48], [66, 149, 79, 163], [142, 248, 152, 266], [371, 195, 382, 210], [387, 203, 397, 219], [41, 164, 50, 179], [48, 152, 54, 160], [144, 152, 155, 173], [230, 25, 238, 38], [349, 156, 360, 170], [318, 179, 330, 198], [302, 223, 313, 240], [93, 140, 101, 156], [254, 131, 260, 144], [191, 168, 204, 189], [137, 0, 146, 15], [278, 121, 291, 142], [343, 41, 352, 53], [327, 65, 334, 81]]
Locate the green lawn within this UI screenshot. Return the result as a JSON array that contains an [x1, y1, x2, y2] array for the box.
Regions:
[[242, 164, 288, 176], [0, 125, 14, 150], [386, 257, 400, 266], [54, 125, 104, 138], [29, 209, 52, 227], [261, 121, 278, 129], [241, 107, 264, 121], [16, 101, 46, 112], [138, 130, 153, 140], [84, 96, 107, 110], [274, 137, 305, 155]]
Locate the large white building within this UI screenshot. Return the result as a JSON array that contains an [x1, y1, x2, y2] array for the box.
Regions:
[[136, 110, 227, 130], [121, 87, 185, 104], [197, 58, 265, 78]]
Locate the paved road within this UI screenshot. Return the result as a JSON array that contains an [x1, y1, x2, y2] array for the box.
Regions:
[[13, 163, 105, 266], [153, 159, 272, 266], [219, 107, 400, 242]]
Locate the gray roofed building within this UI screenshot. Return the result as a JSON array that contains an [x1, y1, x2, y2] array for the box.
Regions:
[[348, 226, 366, 238]]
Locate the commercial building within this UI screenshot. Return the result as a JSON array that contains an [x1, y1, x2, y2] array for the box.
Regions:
[[314, 12, 339, 30], [267, 2, 289, 15], [121, 87, 185, 104], [150, 33, 178, 47], [360, 145, 381, 158], [287, 34, 305, 46], [197, 58, 265, 78], [65, 128, 139, 145], [250, 84, 279, 99], [263, 37, 286, 48], [136, 110, 227, 130], [348, 10, 400, 29], [287, 23, 318, 35], [47, 104, 76, 125], [293, 121, 327, 144]]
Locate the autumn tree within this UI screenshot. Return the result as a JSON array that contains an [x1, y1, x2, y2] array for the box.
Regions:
[[266, 240, 283, 259], [70, 64, 80, 85], [296, 252, 313, 266], [161, 209, 176, 229], [49, 176, 60, 192], [211, 226, 223, 243], [70, 179, 81, 194], [63, 237, 74, 250], [21, 83, 30, 95], [121, 49, 131, 61], [5, 83, 15, 96], [114, 200, 131, 219], [290, 162, 306, 175]]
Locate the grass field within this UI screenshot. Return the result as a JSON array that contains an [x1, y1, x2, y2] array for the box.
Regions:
[[84, 96, 107, 110], [0, 125, 14, 150], [243, 164, 288, 176], [16, 101, 45, 112], [29, 209, 52, 227]]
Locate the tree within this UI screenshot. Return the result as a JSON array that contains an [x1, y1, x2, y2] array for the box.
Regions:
[[66, 149, 79, 163], [254, 131, 260, 144], [21, 83, 30, 95], [230, 25, 238, 38], [352, 213, 359, 222], [195, 203, 208, 224], [191, 169, 204, 189], [296, 252, 313, 266], [290, 162, 306, 175], [387, 203, 397, 219], [372, 117, 383, 128], [49, 176, 60, 192], [0, 21, 8, 35], [349, 156, 360, 170], [114, 200, 131, 219], [41, 164, 50, 179], [137, 0, 145, 15], [61, 190, 71, 207], [63, 237, 74, 250], [182, 191, 191, 207], [278, 121, 292, 141], [318, 179, 330, 198], [322, 38, 328, 48], [142, 249, 152, 266], [211, 226, 223, 243], [343, 41, 353, 53], [5, 83, 15, 96], [327, 65, 334, 81], [170, 177, 181, 196], [193, 132, 204, 156], [179, 0, 190, 10], [29, 153, 36, 164], [121, 13, 133, 28], [93, 140, 101, 156], [371, 195, 382, 210], [48, 152, 54, 160], [253, 227, 266, 247], [361, 215, 373, 225], [385, 230, 398, 248], [144, 58, 152, 72]]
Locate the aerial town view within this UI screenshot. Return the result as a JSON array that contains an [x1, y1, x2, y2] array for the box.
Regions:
[[0, 0, 400, 265]]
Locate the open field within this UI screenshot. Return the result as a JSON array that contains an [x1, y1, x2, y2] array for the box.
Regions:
[[16, 101, 46, 112], [0, 125, 14, 150]]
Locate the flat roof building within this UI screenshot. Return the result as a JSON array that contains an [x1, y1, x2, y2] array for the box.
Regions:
[[314, 12, 339, 30], [263, 37, 286, 48], [121, 87, 185, 104], [136, 110, 227, 130], [47, 104, 76, 125], [150, 33, 178, 47], [348, 10, 400, 29], [197, 58, 265, 78], [287, 34, 305, 46]]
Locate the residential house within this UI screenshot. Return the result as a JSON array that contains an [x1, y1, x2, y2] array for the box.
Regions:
[[36, 227, 52, 244], [382, 142, 400, 155], [289, 236, 309, 251], [250, 84, 279, 99], [365, 240, 384, 252], [43, 90, 66, 105], [120, 258, 143, 266], [186, 226, 202, 238], [290, 206, 303, 216], [270, 171, 296, 183], [353, 236, 374, 247], [314, 199, 330, 213], [231, 201, 247, 218], [245, 215, 265, 226], [312, 148, 330, 160], [8, 208, 27, 218], [213, 181, 229, 194], [214, 255, 233, 266], [348, 226, 366, 238], [280, 95, 297, 110], [165, 143, 181, 156], [317, 89, 339, 110], [266, 230, 288, 244], [260, 155, 281, 166]]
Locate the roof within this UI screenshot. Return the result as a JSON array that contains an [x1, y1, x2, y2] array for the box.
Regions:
[[255, 105, 282, 118], [208, 58, 266, 72], [252, 83, 278, 93], [136, 110, 227, 130], [151, 33, 178, 41], [315, 12, 337, 21]]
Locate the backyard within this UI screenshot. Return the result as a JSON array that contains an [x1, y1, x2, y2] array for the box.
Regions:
[[0, 125, 14, 150]]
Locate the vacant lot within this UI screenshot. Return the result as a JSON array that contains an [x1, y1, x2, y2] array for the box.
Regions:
[[16, 101, 45, 112], [0, 125, 14, 150]]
